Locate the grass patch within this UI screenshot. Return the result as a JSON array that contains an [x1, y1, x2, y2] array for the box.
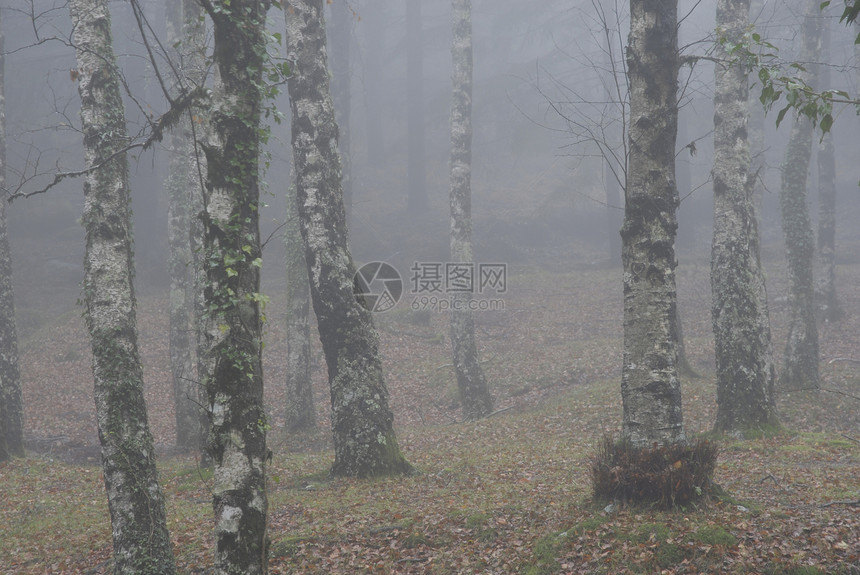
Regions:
[[693, 524, 737, 547]]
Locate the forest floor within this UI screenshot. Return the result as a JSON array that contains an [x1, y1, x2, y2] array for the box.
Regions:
[[1, 251, 858, 574]]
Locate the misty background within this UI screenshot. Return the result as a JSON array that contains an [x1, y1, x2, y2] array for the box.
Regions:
[[3, 0, 859, 342]]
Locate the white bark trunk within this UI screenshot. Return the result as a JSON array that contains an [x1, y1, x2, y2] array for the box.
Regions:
[[711, 0, 778, 435], [69, 0, 175, 571], [449, 0, 492, 421]]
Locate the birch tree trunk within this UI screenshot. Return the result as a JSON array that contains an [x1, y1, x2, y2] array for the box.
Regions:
[[286, 0, 412, 478], [0, 16, 24, 460], [199, 0, 270, 572], [284, 181, 315, 432], [711, 0, 778, 435], [779, 0, 820, 391], [748, 0, 766, 226], [166, 0, 207, 452], [621, 0, 685, 447], [449, 0, 492, 421], [68, 0, 176, 572], [814, 14, 840, 322]]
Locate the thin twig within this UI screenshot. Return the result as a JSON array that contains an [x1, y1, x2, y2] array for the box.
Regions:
[[828, 357, 860, 365], [839, 434, 860, 445], [818, 500, 859, 508], [758, 473, 780, 486]]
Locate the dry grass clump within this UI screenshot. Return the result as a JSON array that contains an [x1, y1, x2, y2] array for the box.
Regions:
[[591, 436, 719, 508]]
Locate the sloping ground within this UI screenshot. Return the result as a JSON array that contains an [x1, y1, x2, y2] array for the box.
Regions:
[[1, 259, 858, 573]]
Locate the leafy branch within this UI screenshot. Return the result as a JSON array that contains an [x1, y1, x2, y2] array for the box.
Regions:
[[719, 26, 859, 137]]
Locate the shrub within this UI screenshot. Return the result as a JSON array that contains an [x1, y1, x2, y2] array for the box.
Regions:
[[590, 436, 719, 508]]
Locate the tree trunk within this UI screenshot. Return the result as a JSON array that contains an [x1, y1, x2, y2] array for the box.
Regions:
[[285, 0, 412, 478], [778, 0, 820, 391], [329, 0, 352, 221], [0, 17, 24, 460], [199, 1, 270, 572], [748, 0, 766, 226], [284, 180, 315, 432], [165, 0, 207, 452], [449, 0, 493, 421], [68, 0, 176, 572], [710, 0, 778, 435], [621, 0, 685, 448], [814, 14, 840, 322], [406, 0, 427, 214]]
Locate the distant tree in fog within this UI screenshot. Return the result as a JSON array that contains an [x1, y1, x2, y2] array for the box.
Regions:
[[710, 0, 779, 435], [165, 0, 207, 453], [449, 0, 493, 420], [0, 9, 24, 461], [814, 11, 841, 322], [778, 0, 820, 391], [68, 0, 175, 570], [406, 0, 427, 214], [620, 0, 685, 446], [284, 180, 315, 431], [286, 0, 412, 478], [363, 0, 386, 167]]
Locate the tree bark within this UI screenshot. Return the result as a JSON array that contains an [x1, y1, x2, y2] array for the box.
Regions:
[[68, 0, 176, 572], [406, 0, 427, 214], [329, 0, 352, 221], [778, 0, 820, 391], [711, 0, 778, 435], [621, 0, 685, 448], [286, 0, 412, 478], [199, 0, 270, 572], [449, 0, 493, 421], [0, 15, 24, 460], [814, 13, 840, 322], [284, 180, 315, 432], [748, 0, 766, 226]]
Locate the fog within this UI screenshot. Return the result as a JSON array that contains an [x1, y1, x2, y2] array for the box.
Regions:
[[3, 0, 858, 340], [3, 0, 860, 570]]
